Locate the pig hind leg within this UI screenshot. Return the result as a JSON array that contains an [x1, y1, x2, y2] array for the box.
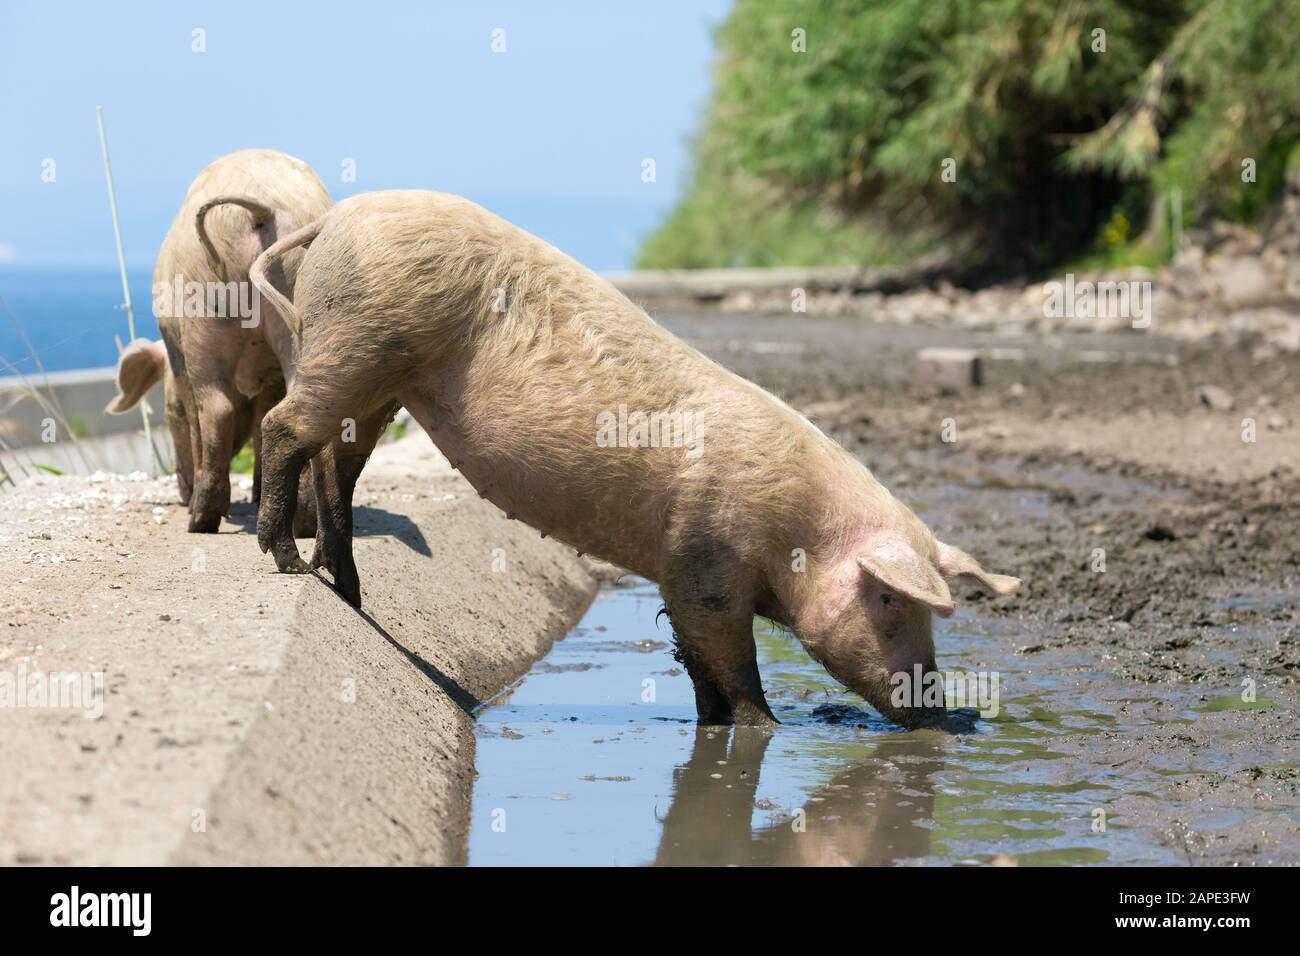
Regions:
[[160, 335, 197, 506], [256, 390, 337, 573], [251, 376, 317, 535], [250, 378, 284, 505], [293, 470, 318, 538], [257, 344, 397, 575], [188, 382, 239, 532], [309, 401, 399, 608], [166, 387, 195, 506]]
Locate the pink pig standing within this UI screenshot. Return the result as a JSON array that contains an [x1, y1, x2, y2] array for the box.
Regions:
[[108, 149, 330, 534], [249, 191, 1020, 727]]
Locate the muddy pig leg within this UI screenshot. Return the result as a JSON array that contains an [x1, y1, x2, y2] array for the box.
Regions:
[[671, 638, 732, 724], [661, 548, 777, 727], [665, 601, 776, 727], [293, 469, 318, 538], [249, 377, 317, 536], [184, 389, 204, 518], [160, 337, 197, 507], [309, 444, 339, 577], [309, 403, 398, 607], [166, 388, 195, 506], [188, 382, 238, 533], [250, 379, 284, 506], [257, 388, 338, 573]]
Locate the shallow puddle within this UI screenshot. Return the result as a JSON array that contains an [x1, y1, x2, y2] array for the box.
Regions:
[[467, 578, 1213, 866]]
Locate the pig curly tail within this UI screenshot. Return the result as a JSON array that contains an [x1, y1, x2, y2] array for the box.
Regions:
[[248, 218, 324, 339], [195, 195, 276, 280]]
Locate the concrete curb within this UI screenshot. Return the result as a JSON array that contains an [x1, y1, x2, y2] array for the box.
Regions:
[[0, 433, 595, 865], [0, 365, 165, 448]]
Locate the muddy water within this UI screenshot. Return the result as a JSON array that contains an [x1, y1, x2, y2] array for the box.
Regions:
[[467, 575, 1218, 866]]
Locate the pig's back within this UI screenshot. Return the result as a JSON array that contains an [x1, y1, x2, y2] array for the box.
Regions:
[[316, 191, 825, 578], [158, 150, 331, 286]]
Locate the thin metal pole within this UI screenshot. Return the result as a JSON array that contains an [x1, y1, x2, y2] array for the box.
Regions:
[[96, 106, 163, 474]]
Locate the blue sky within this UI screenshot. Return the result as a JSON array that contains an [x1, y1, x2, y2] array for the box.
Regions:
[[0, 0, 732, 271]]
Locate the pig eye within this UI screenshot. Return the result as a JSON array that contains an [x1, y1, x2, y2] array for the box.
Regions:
[[880, 591, 894, 607]]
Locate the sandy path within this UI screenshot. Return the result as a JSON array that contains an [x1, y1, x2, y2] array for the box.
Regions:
[[0, 432, 594, 865]]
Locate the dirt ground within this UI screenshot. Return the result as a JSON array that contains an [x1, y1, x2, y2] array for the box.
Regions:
[[0, 434, 594, 865], [658, 311, 1300, 865]]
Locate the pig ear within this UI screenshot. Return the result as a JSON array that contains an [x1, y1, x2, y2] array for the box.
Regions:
[[106, 339, 167, 414], [857, 538, 955, 618], [935, 540, 1021, 596]]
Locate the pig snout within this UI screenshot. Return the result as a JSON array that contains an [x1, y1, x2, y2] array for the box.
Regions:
[[889, 657, 948, 729], [839, 659, 947, 731], [890, 699, 948, 730]]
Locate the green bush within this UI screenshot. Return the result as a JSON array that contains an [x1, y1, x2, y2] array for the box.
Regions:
[[642, 0, 1300, 273]]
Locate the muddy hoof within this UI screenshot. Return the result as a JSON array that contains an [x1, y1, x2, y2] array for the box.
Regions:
[[334, 561, 362, 608], [274, 549, 310, 574], [188, 510, 222, 533], [896, 707, 950, 731], [706, 703, 779, 728], [733, 713, 780, 729]]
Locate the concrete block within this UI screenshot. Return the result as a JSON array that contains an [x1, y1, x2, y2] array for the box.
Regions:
[[915, 347, 983, 388]]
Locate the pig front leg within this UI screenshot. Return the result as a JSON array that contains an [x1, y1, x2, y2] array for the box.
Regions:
[[664, 599, 777, 727], [660, 555, 778, 727], [661, 539, 778, 726], [672, 637, 733, 724]]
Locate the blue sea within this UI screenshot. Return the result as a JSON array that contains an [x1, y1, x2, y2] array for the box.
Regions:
[[0, 267, 160, 376]]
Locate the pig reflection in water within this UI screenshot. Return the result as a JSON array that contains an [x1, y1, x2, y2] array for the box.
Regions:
[[654, 727, 942, 866]]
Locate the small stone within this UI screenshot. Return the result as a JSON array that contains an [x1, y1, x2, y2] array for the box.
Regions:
[[915, 347, 983, 389], [1195, 385, 1234, 411], [1210, 255, 1271, 305]]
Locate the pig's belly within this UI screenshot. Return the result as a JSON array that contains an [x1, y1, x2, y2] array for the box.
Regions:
[[399, 390, 671, 582]]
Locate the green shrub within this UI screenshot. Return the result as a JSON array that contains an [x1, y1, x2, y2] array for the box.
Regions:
[[644, 0, 1300, 273]]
